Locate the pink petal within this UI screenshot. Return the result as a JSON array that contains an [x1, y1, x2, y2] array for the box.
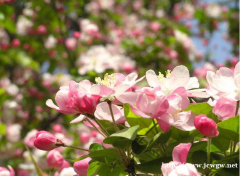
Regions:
[[94, 102, 125, 123], [83, 120, 99, 128], [8, 166, 15, 176], [91, 85, 115, 96], [130, 106, 151, 118], [173, 143, 192, 164], [116, 92, 138, 105], [156, 114, 172, 132]]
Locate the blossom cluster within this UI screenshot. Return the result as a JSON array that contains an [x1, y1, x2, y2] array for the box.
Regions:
[[26, 62, 239, 175]]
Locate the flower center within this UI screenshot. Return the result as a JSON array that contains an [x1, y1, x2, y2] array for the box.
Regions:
[[95, 73, 117, 88], [157, 70, 171, 82]]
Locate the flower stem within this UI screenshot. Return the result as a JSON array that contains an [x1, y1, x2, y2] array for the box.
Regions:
[[207, 137, 212, 175], [107, 101, 119, 131], [235, 101, 239, 116], [152, 119, 159, 134], [94, 118, 110, 136], [85, 117, 107, 137], [63, 144, 89, 152]]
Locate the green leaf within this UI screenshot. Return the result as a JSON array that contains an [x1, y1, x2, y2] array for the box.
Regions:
[[217, 116, 239, 134], [103, 125, 140, 148], [189, 142, 207, 154], [90, 143, 105, 151], [87, 161, 126, 176], [215, 167, 239, 176], [216, 152, 239, 163], [87, 161, 102, 176], [132, 140, 147, 155], [26, 147, 43, 176], [135, 157, 172, 174], [88, 148, 119, 164], [97, 163, 126, 176], [97, 120, 116, 135], [71, 155, 89, 162], [0, 123, 6, 135], [212, 116, 239, 152], [170, 126, 189, 140], [191, 150, 207, 165], [145, 131, 172, 150], [124, 104, 155, 137], [185, 102, 218, 123]]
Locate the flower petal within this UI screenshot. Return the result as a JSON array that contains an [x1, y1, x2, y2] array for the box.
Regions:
[[70, 114, 86, 124], [173, 143, 192, 164], [146, 70, 161, 88]]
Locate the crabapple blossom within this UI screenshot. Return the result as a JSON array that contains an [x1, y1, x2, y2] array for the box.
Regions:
[[77, 45, 136, 75], [157, 87, 195, 132], [161, 143, 200, 176], [93, 72, 143, 101], [146, 65, 208, 98], [73, 157, 91, 176], [94, 102, 125, 123], [34, 131, 57, 151], [46, 80, 101, 119], [206, 62, 240, 101], [0, 166, 15, 176], [129, 87, 169, 119], [55, 167, 77, 176], [80, 132, 91, 143], [47, 149, 64, 169], [6, 124, 22, 143], [205, 3, 221, 18], [24, 129, 38, 147], [65, 38, 77, 50], [212, 97, 237, 121], [194, 115, 219, 138], [59, 160, 70, 172]]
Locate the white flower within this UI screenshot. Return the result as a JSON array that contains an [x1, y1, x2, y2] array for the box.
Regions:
[[16, 16, 33, 36], [205, 3, 221, 18], [6, 124, 22, 143], [206, 62, 240, 101], [146, 65, 209, 98], [44, 35, 57, 49]]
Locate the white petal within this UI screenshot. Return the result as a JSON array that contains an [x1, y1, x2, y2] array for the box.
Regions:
[[116, 92, 138, 105], [46, 99, 60, 110], [165, 65, 190, 90], [70, 114, 85, 124], [146, 70, 160, 88], [188, 89, 210, 98], [234, 62, 240, 76], [185, 77, 199, 89]]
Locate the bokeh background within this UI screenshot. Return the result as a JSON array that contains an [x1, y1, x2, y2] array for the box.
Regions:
[[0, 0, 239, 175]]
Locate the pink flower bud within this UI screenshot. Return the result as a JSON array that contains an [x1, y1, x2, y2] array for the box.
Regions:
[[73, 157, 91, 175], [80, 132, 90, 143], [37, 25, 47, 34], [34, 131, 57, 151], [194, 115, 219, 138], [52, 124, 63, 133], [73, 31, 81, 38], [65, 38, 77, 50], [150, 22, 161, 32], [91, 130, 98, 138], [59, 160, 70, 171], [11, 39, 20, 48], [0, 166, 15, 176], [47, 149, 64, 169]]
